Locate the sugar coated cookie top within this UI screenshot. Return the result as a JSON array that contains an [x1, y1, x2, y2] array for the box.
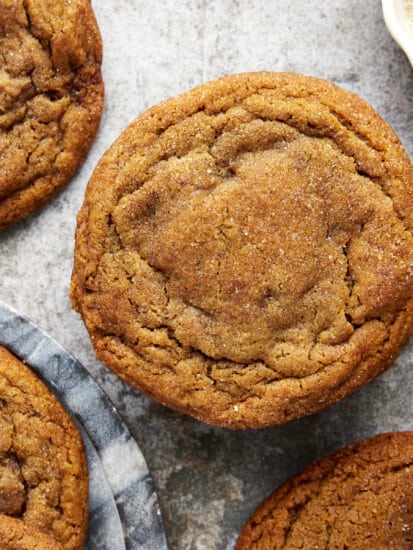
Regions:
[[236, 431, 413, 549], [0, 0, 104, 229], [0, 345, 88, 549], [72, 72, 413, 428]]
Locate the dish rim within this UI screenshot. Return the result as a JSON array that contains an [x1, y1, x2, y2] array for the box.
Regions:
[[382, 0, 413, 66]]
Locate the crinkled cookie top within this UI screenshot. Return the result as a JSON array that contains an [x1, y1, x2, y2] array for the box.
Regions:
[[236, 432, 413, 549], [0, 346, 88, 550], [0, 0, 103, 229], [72, 72, 413, 428]]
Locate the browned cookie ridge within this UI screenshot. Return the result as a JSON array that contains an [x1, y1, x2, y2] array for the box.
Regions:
[[71, 72, 413, 428], [0, 515, 64, 549], [0, 0, 104, 230], [0, 346, 88, 550], [235, 432, 413, 549]]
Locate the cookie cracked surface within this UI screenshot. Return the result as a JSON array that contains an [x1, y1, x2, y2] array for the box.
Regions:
[[71, 72, 413, 428], [235, 432, 413, 549], [0, 345, 88, 550], [0, 0, 103, 229]]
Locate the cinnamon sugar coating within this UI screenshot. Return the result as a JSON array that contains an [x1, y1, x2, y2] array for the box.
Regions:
[[236, 432, 413, 549], [0, 0, 103, 229], [72, 72, 413, 428], [0, 515, 64, 549], [0, 346, 88, 550]]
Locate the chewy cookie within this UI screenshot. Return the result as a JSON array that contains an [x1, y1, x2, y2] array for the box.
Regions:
[[0, 515, 63, 549], [0, 0, 104, 230], [71, 72, 413, 428], [235, 431, 413, 549], [0, 345, 88, 550]]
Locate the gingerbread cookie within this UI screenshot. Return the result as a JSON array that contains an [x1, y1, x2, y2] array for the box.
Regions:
[[0, 0, 104, 229], [71, 72, 413, 428], [236, 432, 413, 549], [0, 345, 88, 549]]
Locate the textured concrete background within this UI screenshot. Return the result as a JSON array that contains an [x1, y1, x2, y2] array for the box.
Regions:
[[1, 1, 413, 548]]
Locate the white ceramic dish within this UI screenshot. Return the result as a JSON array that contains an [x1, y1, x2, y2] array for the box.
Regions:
[[382, 0, 413, 66]]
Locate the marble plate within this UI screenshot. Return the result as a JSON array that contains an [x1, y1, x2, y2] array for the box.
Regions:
[[0, 299, 168, 550]]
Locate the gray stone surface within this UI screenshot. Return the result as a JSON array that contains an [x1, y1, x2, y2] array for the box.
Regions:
[[1, 1, 413, 548]]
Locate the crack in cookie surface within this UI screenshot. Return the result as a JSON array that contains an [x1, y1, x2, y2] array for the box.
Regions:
[[0, 346, 88, 550], [0, 0, 103, 229]]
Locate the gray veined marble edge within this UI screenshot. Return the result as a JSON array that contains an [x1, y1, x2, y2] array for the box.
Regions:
[[81, 428, 126, 550], [0, 299, 168, 550]]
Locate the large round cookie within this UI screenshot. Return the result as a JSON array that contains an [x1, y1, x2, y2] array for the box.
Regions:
[[0, 346, 88, 550], [0, 515, 63, 549], [235, 431, 413, 549], [0, 0, 103, 230], [71, 72, 413, 428]]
